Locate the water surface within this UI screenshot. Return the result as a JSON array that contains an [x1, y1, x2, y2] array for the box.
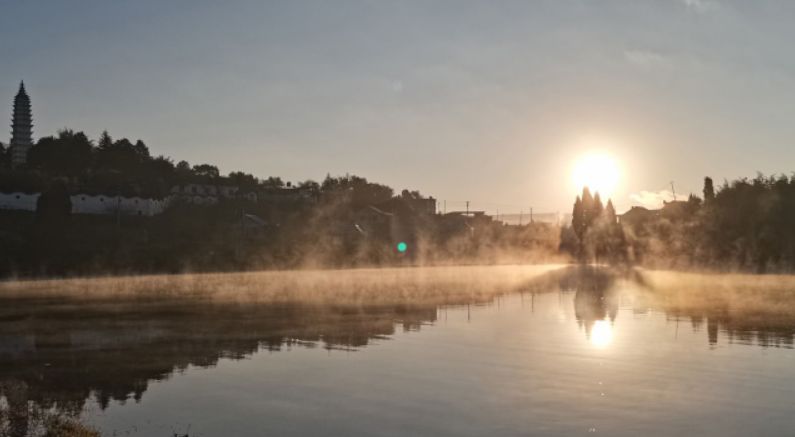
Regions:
[[1, 265, 795, 436]]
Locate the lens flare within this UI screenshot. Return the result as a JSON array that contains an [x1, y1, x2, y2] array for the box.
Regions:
[[397, 242, 408, 253]]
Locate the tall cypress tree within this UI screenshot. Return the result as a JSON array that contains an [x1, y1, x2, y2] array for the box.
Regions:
[[605, 199, 617, 224], [572, 195, 585, 242], [703, 177, 715, 203], [581, 187, 594, 227], [98, 130, 113, 151], [593, 192, 604, 222]]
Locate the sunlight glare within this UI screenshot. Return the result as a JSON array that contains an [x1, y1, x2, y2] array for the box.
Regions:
[[572, 152, 620, 199], [590, 319, 614, 348]]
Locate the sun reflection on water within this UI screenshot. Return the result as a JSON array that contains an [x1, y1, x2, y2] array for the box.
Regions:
[[590, 319, 614, 348]]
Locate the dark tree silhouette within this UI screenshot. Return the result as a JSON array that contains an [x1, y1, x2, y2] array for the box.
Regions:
[[581, 187, 594, 228], [228, 171, 259, 188], [568, 188, 625, 264], [28, 129, 93, 177], [36, 182, 72, 222], [0, 142, 8, 168], [605, 199, 616, 224], [192, 164, 220, 179], [261, 176, 285, 189], [593, 192, 604, 221], [98, 130, 113, 151], [572, 196, 585, 243], [703, 176, 715, 203]]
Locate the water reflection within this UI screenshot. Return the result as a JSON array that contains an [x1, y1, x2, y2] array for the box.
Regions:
[[0, 266, 551, 436], [589, 320, 613, 348], [1, 266, 795, 435], [563, 267, 619, 346], [635, 270, 795, 349], [0, 300, 445, 436]]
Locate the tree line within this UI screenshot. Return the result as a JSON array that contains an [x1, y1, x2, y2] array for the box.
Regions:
[[565, 174, 795, 272], [0, 127, 566, 278], [0, 129, 316, 197], [560, 187, 627, 264]]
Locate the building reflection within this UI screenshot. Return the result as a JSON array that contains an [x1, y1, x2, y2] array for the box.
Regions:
[[0, 298, 444, 437], [3, 267, 795, 435]]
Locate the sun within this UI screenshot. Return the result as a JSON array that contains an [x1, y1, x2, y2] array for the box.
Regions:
[[572, 152, 620, 199]]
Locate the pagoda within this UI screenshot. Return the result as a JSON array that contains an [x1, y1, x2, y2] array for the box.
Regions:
[[9, 81, 33, 167]]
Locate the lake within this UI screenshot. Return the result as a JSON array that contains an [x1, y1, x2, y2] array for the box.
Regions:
[[2, 265, 795, 436]]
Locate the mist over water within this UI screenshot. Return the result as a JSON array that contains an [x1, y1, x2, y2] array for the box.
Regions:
[[2, 265, 795, 436]]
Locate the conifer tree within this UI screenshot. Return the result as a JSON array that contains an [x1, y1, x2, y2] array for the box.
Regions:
[[572, 195, 585, 242], [98, 130, 113, 151], [581, 187, 594, 228], [703, 177, 715, 203], [605, 199, 617, 224], [593, 192, 604, 222]]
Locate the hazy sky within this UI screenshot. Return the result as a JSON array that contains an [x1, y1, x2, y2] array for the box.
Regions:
[[3, 0, 795, 213]]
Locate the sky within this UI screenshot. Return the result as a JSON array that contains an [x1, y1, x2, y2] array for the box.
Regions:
[[2, 0, 795, 214]]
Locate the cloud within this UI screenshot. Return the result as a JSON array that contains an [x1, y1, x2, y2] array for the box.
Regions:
[[679, 0, 719, 13], [629, 190, 678, 209], [624, 49, 672, 69]]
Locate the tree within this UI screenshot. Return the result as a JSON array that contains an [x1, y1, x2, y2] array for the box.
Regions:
[[571, 189, 627, 264], [593, 192, 604, 221], [192, 164, 220, 179], [298, 180, 320, 191], [134, 140, 150, 158], [401, 189, 423, 200], [605, 199, 617, 224], [572, 196, 585, 242], [600, 198, 627, 263], [28, 129, 94, 177], [98, 130, 113, 151], [261, 176, 285, 189], [0, 142, 9, 168], [175, 160, 191, 173], [703, 177, 715, 203], [95, 137, 151, 174], [228, 171, 259, 188], [36, 181, 72, 222], [581, 187, 594, 227]]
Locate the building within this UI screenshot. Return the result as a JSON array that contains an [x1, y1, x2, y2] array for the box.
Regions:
[[0, 191, 39, 211], [70, 194, 167, 216], [9, 82, 33, 167], [618, 206, 656, 228], [169, 183, 258, 205]]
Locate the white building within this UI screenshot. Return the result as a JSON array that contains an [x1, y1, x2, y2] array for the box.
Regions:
[[70, 194, 168, 217], [0, 192, 39, 211], [170, 183, 257, 204], [0, 191, 167, 216]]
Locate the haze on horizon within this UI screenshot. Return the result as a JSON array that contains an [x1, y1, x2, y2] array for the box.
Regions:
[[2, 0, 795, 214]]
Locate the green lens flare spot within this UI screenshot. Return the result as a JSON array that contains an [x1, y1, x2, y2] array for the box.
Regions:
[[397, 242, 408, 253]]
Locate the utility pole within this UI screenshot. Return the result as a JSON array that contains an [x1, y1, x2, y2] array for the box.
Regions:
[[466, 200, 470, 215], [670, 181, 677, 201], [530, 206, 534, 224]]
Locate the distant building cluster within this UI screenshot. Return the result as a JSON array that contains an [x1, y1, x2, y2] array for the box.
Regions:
[[0, 82, 318, 216]]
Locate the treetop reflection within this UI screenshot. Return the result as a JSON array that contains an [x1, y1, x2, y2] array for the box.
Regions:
[[2, 265, 795, 436]]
